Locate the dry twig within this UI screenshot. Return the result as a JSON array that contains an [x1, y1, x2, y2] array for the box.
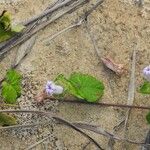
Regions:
[[0, 0, 88, 58], [43, 0, 104, 45]]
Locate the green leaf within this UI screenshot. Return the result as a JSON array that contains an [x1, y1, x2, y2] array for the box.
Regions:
[[69, 73, 104, 102], [1, 70, 22, 104], [1, 82, 18, 104], [6, 69, 22, 96], [6, 69, 22, 85], [0, 11, 11, 30], [55, 74, 83, 99], [139, 81, 150, 94], [11, 24, 25, 32], [0, 113, 17, 126], [0, 26, 14, 42], [146, 111, 150, 124], [0, 11, 25, 43]]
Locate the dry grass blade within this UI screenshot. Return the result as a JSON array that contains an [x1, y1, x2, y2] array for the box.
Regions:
[[12, 35, 37, 68], [72, 122, 150, 146], [107, 137, 115, 150], [1, 119, 150, 147], [85, 21, 101, 60], [124, 48, 137, 141], [0, 122, 45, 130], [141, 130, 150, 150], [53, 117, 104, 150], [0, 109, 103, 150]]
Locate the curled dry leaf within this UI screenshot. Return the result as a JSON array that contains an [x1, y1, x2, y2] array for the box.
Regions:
[[101, 57, 125, 76]]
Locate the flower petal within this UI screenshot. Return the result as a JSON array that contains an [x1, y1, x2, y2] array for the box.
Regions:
[[143, 66, 150, 82], [53, 85, 63, 94]]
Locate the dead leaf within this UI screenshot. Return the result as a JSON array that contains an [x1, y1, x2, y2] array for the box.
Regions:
[[101, 57, 125, 76]]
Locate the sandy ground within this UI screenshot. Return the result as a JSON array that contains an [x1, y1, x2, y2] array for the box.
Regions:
[[0, 0, 150, 149]]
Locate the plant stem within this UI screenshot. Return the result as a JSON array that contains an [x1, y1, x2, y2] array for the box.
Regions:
[[46, 98, 150, 110]]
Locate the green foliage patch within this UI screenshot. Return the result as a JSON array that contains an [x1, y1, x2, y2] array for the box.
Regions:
[[0, 113, 17, 126], [1, 69, 22, 104], [56, 72, 104, 102], [0, 11, 25, 43]]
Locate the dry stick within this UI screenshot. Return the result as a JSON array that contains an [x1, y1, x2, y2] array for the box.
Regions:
[[24, 0, 76, 26], [123, 48, 137, 148], [29, 0, 65, 23], [43, 0, 104, 45], [0, 0, 88, 57], [43, 20, 83, 45], [0, 109, 103, 150]]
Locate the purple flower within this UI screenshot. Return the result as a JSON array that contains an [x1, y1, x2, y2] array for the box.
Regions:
[[45, 81, 63, 95], [143, 66, 150, 82]]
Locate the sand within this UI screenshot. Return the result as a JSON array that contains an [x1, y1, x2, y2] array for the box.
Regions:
[[0, 0, 150, 149]]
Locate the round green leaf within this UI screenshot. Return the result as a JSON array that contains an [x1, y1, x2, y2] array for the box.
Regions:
[[69, 73, 104, 102], [1, 82, 17, 104]]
